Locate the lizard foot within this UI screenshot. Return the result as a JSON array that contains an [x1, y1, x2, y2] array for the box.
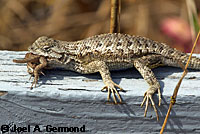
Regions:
[[101, 81, 125, 104], [141, 88, 159, 121], [28, 64, 45, 89], [30, 75, 39, 89]]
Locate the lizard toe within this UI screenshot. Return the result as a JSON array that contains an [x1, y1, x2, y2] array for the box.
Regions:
[[141, 90, 159, 121], [102, 82, 123, 104]]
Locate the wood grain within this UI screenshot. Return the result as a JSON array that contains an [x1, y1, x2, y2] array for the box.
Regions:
[[0, 51, 200, 133]]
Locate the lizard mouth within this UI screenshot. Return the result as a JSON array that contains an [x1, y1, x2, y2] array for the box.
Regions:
[[27, 65, 34, 74], [27, 63, 45, 76]]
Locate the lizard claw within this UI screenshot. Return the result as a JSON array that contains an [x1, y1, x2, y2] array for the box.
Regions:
[[141, 90, 159, 121], [101, 81, 124, 104]]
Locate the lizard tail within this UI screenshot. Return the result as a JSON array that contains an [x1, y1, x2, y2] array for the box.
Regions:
[[162, 48, 200, 70], [13, 59, 32, 63], [180, 54, 200, 70], [13, 53, 40, 63], [150, 41, 200, 70]]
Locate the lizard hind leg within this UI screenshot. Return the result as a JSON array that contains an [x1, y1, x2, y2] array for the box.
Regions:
[[30, 56, 47, 89], [133, 56, 161, 121], [13, 53, 47, 89]]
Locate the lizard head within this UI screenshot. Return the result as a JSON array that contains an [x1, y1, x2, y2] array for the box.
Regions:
[[28, 36, 61, 57], [28, 36, 56, 51]]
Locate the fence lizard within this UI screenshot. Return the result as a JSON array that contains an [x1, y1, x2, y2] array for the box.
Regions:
[[13, 33, 200, 120]]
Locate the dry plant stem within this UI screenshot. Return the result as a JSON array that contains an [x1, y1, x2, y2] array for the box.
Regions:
[[160, 72, 187, 134], [110, 0, 121, 33], [0, 91, 7, 96], [160, 30, 200, 134], [186, 0, 198, 41]]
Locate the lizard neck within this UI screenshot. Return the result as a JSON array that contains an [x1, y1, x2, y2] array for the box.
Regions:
[[59, 40, 83, 55]]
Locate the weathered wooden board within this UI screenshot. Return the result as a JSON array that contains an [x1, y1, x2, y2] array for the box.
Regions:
[[0, 51, 200, 133]]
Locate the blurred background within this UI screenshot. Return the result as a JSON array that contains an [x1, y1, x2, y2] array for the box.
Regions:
[[0, 0, 200, 53]]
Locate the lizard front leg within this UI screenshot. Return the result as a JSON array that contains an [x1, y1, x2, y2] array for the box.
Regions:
[[99, 63, 124, 104], [79, 61, 125, 104], [133, 58, 161, 121]]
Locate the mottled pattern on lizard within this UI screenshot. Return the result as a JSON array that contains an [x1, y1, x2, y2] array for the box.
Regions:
[[13, 33, 200, 121]]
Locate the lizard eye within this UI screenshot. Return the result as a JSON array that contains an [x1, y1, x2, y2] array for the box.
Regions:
[[43, 45, 50, 49], [42, 45, 51, 52]]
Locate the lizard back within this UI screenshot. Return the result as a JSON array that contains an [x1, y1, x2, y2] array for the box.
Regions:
[[28, 33, 200, 70]]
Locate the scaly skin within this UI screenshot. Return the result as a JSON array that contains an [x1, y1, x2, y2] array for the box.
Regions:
[[13, 33, 200, 121]]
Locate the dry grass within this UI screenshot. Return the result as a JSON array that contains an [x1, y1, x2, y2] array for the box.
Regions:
[[0, 0, 199, 52]]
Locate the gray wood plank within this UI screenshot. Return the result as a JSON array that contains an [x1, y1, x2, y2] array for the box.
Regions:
[[0, 50, 200, 133]]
